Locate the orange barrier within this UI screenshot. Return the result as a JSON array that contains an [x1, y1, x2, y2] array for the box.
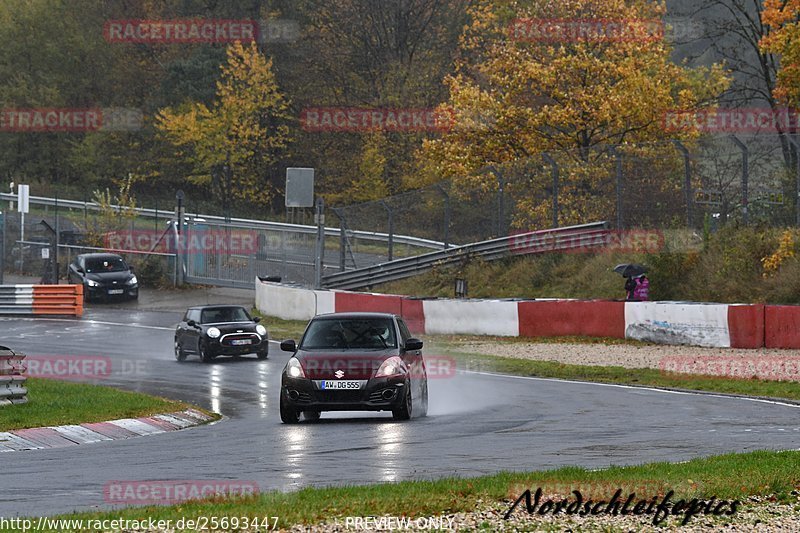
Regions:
[[0, 285, 83, 317]]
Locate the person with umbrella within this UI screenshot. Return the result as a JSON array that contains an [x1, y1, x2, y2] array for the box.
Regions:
[[614, 264, 649, 301]]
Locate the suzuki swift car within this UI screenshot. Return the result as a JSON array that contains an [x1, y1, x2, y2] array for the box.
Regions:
[[174, 305, 269, 363], [279, 312, 428, 423]]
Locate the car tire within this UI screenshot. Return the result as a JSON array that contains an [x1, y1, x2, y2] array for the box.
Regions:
[[199, 341, 214, 364], [303, 410, 321, 422], [392, 386, 413, 421], [174, 339, 187, 362], [280, 394, 300, 424], [419, 380, 428, 418]]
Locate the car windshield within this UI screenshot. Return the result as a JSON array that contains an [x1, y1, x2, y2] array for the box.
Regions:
[[200, 307, 251, 324], [85, 257, 127, 273], [301, 318, 396, 350]]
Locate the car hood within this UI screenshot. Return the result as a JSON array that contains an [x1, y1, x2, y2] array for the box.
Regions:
[[86, 271, 133, 283], [293, 349, 397, 380]]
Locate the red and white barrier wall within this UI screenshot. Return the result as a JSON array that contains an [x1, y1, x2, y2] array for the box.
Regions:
[[254, 279, 794, 348]]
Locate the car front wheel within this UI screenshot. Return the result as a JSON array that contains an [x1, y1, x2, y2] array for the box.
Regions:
[[280, 394, 300, 424], [392, 386, 413, 421], [174, 339, 187, 362], [199, 341, 214, 364]]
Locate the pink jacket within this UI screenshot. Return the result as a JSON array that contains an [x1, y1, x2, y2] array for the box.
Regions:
[[633, 277, 649, 301]]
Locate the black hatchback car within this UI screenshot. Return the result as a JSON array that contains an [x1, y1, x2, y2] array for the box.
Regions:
[[174, 305, 269, 363], [67, 253, 138, 302], [279, 312, 428, 423]]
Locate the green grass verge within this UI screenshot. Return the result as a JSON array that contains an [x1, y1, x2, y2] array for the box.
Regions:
[[434, 349, 800, 402], [250, 310, 308, 340], [0, 378, 201, 431], [44, 450, 800, 531]]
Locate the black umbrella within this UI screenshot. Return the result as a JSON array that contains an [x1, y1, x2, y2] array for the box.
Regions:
[[613, 263, 647, 278]]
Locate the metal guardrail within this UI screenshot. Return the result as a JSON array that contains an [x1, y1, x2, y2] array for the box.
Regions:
[[0, 346, 27, 406], [0, 192, 446, 250], [321, 222, 609, 290], [0, 285, 84, 316]]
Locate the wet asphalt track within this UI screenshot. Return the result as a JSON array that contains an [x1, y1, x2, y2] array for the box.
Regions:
[[1, 308, 799, 517]]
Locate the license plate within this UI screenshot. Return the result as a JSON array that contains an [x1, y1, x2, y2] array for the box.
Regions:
[[108, 289, 124, 295], [231, 339, 251, 346], [319, 380, 362, 390]]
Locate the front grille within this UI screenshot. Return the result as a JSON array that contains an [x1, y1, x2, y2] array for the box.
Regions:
[[220, 333, 260, 347], [315, 390, 363, 403]]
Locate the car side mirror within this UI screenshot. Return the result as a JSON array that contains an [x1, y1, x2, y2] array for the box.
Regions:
[[253, 316, 261, 323], [405, 338, 423, 351], [187, 319, 196, 327], [76, 267, 84, 274], [280, 339, 297, 352], [128, 265, 135, 273]]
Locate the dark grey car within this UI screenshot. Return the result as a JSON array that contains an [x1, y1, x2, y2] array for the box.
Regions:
[[67, 253, 138, 302]]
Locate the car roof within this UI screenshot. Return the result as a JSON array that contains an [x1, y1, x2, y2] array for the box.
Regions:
[[312, 312, 398, 320], [78, 253, 124, 260], [187, 304, 248, 311]]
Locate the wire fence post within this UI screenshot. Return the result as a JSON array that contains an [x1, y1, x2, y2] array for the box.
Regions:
[[313, 197, 325, 289], [0, 210, 4, 285], [542, 153, 559, 228], [610, 147, 623, 230], [673, 140, 693, 228], [729, 135, 749, 225], [380, 200, 394, 261], [434, 184, 450, 249]]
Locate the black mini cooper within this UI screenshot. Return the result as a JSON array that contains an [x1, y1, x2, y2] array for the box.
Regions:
[[174, 305, 269, 363], [279, 312, 428, 423]]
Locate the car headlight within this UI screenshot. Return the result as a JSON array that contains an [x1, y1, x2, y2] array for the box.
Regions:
[[286, 357, 305, 378], [255, 324, 267, 336], [375, 356, 407, 378], [86, 279, 100, 287], [126, 275, 138, 285], [207, 327, 221, 339]]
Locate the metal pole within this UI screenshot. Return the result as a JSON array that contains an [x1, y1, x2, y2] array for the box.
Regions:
[[176, 190, 185, 286], [787, 136, 800, 227], [0, 210, 4, 285], [610, 147, 623, 230], [489, 165, 505, 237], [333, 208, 347, 272], [54, 193, 59, 283], [672, 140, 693, 227], [314, 197, 325, 288], [542, 153, 559, 228], [380, 200, 393, 261], [434, 184, 450, 249], [729, 135, 749, 225]]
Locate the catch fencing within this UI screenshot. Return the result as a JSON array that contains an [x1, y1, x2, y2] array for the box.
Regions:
[[0, 346, 27, 406]]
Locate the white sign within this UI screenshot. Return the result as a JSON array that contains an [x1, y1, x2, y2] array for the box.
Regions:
[[17, 184, 29, 214], [41, 247, 49, 259], [285, 168, 314, 208]]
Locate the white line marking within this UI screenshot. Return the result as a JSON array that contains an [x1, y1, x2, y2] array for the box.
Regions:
[[464, 370, 800, 409]]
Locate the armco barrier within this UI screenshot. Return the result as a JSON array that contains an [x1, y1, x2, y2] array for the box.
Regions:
[[518, 300, 625, 338], [0, 346, 27, 406], [256, 279, 793, 349], [765, 305, 800, 348], [728, 304, 764, 349], [423, 299, 519, 336], [0, 285, 83, 317]]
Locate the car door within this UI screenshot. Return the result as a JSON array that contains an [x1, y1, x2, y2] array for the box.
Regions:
[[184, 309, 202, 354], [397, 318, 424, 399], [176, 311, 190, 352], [68, 257, 84, 284]]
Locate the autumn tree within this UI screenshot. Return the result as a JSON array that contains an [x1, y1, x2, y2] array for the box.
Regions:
[[762, 0, 800, 107], [420, 0, 729, 228], [156, 41, 292, 207]]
